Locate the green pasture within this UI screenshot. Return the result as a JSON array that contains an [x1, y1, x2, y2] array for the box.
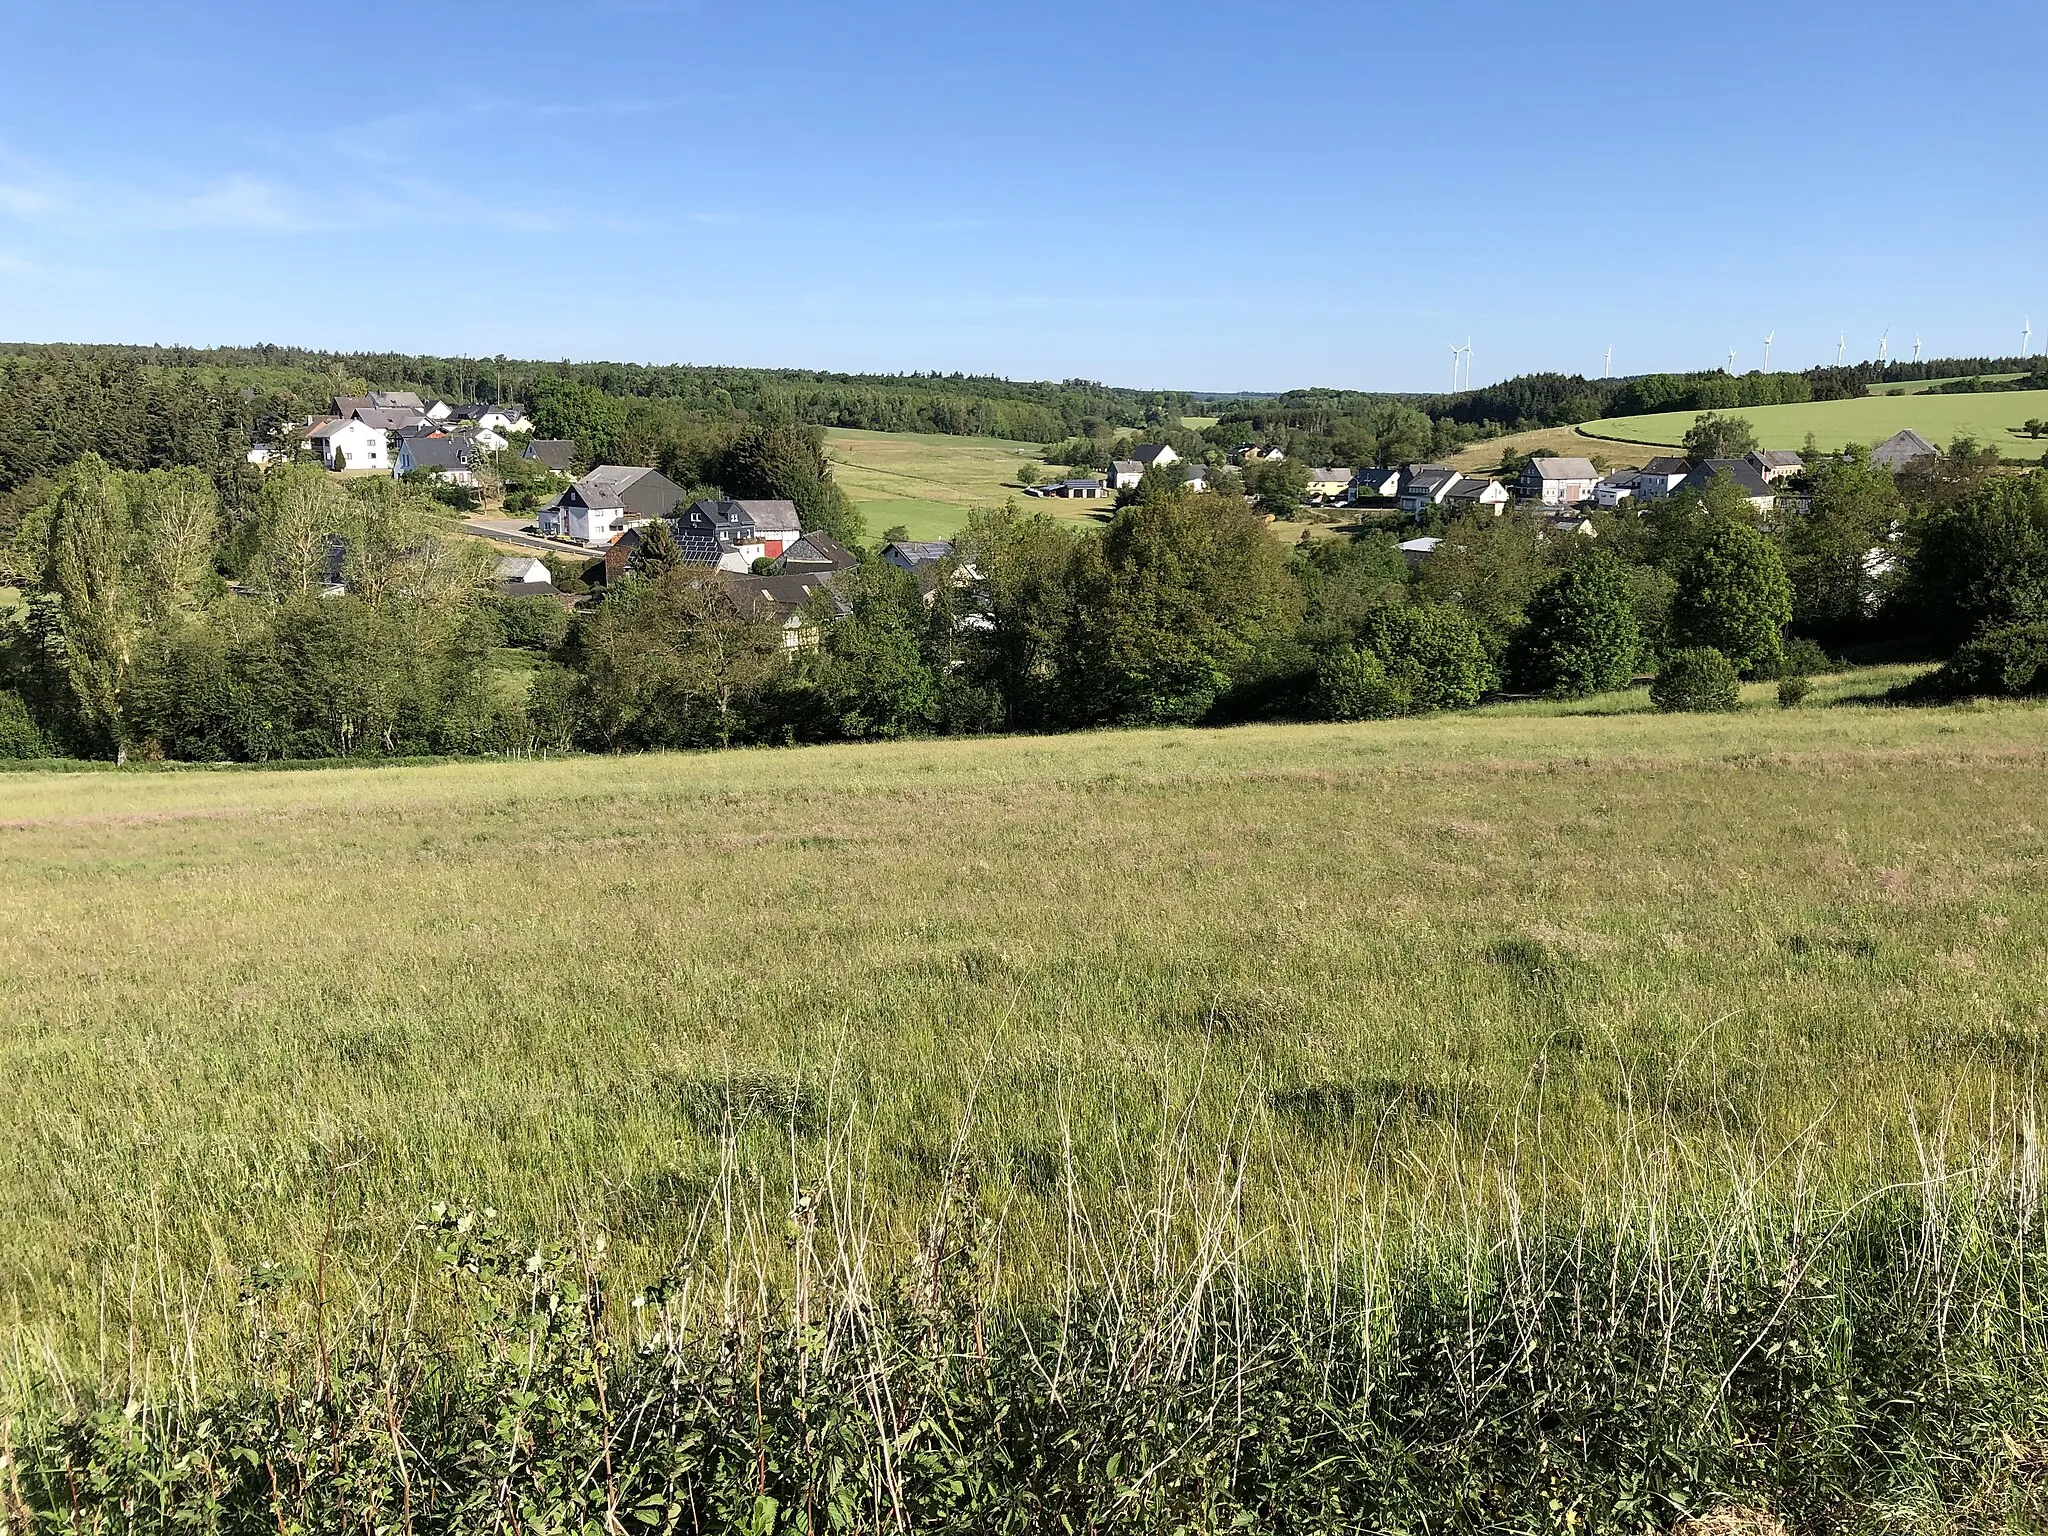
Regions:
[[1583, 388, 2048, 458], [4, 689, 2048, 1378]]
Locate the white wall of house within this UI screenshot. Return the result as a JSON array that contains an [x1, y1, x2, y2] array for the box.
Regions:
[[567, 505, 624, 545], [313, 419, 388, 471]]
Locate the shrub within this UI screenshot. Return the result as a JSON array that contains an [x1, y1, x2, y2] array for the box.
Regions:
[[0, 688, 45, 758], [1651, 647, 1741, 712], [491, 594, 572, 651], [1892, 619, 2048, 702], [1315, 644, 1408, 720], [1779, 636, 1831, 678], [1777, 675, 1812, 709], [1360, 602, 1493, 712]]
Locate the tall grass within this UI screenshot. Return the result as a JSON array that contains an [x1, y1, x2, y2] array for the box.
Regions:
[[11, 1095, 2048, 1531], [5, 703, 2048, 1524]]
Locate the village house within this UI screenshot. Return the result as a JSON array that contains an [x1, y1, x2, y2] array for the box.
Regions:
[[305, 416, 389, 471], [1633, 456, 1692, 499], [675, 498, 804, 568], [1446, 478, 1511, 515], [1677, 459, 1777, 513], [1397, 466, 1463, 517], [882, 540, 955, 572], [1746, 449, 1805, 483], [538, 465, 686, 546], [1399, 536, 1442, 566], [773, 533, 859, 574], [1517, 456, 1601, 507], [1231, 445, 1286, 465], [1110, 443, 1180, 490], [393, 434, 478, 485], [493, 556, 555, 598], [1180, 462, 1211, 492], [1304, 467, 1355, 503], [1352, 467, 1403, 499], [1108, 458, 1144, 491]]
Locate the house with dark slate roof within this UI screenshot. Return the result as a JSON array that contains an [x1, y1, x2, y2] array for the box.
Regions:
[[1677, 458, 1776, 512]]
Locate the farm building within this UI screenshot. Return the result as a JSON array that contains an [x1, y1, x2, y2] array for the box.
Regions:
[[1871, 429, 1939, 471], [1026, 477, 1107, 498]]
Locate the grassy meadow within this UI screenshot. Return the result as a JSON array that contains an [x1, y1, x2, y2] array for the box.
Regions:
[[5, 684, 2048, 1390], [1583, 387, 2048, 458], [822, 427, 1099, 540]]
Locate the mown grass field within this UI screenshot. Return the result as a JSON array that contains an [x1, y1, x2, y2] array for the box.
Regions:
[[4, 682, 2048, 1381], [1583, 388, 2048, 458], [822, 427, 1093, 540]]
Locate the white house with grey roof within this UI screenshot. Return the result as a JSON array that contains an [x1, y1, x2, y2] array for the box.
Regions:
[[539, 465, 687, 546], [304, 416, 389, 471], [1516, 456, 1601, 507]]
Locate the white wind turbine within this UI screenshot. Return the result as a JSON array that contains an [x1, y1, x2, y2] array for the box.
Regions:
[[1763, 331, 1775, 371], [1465, 336, 1473, 390], [1604, 344, 1613, 378], [1914, 336, 1922, 362], [1727, 346, 1738, 375], [1837, 333, 1846, 366], [1878, 328, 1890, 366], [1448, 343, 1462, 392], [2025, 319, 2034, 359]]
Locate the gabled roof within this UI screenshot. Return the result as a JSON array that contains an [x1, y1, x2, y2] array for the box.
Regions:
[[1305, 466, 1354, 482], [883, 539, 955, 567], [730, 498, 801, 534], [522, 439, 576, 471], [1750, 449, 1803, 469], [351, 407, 427, 432], [1110, 458, 1143, 475], [401, 436, 475, 470], [774, 532, 858, 572], [494, 556, 551, 583], [1871, 429, 1939, 468], [1402, 465, 1461, 494], [1448, 478, 1506, 500], [1131, 443, 1177, 465], [306, 416, 374, 440], [1641, 456, 1691, 476], [1682, 459, 1774, 498], [1527, 456, 1600, 480], [1598, 469, 1642, 488], [370, 391, 425, 412]]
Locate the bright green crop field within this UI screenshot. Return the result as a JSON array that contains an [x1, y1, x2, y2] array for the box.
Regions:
[[1583, 388, 2048, 458], [4, 683, 2048, 1378]]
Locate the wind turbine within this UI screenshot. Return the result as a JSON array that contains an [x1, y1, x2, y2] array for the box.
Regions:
[[1836, 333, 1846, 366], [1879, 328, 1890, 367], [1763, 331, 1774, 372], [2025, 319, 2034, 359], [1604, 344, 1613, 379], [1727, 347, 1738, 375], [1448, 343, 1462, 393], [1913, 336, 1922, 362], [1465, 337, 1473, 390]]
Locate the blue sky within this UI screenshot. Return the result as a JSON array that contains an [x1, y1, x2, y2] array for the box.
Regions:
[[0, 0, 2042, 392]]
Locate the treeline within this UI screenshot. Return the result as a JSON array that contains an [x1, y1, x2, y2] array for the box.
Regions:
[[8, 430, 2048, 763], [0, 342, 1181, 453]]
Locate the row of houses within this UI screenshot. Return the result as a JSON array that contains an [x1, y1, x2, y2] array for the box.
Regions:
[[291, 392, 545, 475]]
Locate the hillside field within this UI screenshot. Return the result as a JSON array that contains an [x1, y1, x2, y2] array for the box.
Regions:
[[823, 426, 1106, 540], [5, 678, 2048, 1382], [1583, 388, 2048, 458]]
